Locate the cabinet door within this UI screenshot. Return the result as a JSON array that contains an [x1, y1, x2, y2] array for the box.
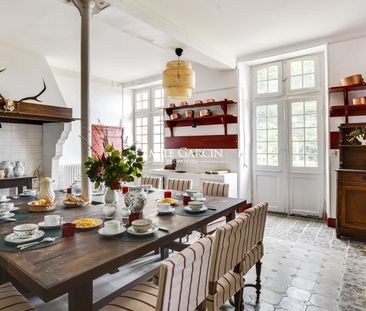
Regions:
[[339, 184, 366, 230]]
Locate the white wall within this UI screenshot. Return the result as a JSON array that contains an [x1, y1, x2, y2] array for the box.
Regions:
[[327, 36, 366, 218], [52, 68, 123, 166]]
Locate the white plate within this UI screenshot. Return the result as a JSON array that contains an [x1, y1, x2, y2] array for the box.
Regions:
[[8, 207, 19, 212], [38, 221, 65, 229], [184, 206, 208, 213], [157, 207, 175, 215], [0, 212, 15, 220], [19, 193, 36, 198], [4, 230, 45, 244], [0, 199, 10, 203], [127, 225, 159, 236], [98, 227, 126, 236]]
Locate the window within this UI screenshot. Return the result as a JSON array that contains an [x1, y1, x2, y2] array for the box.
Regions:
[[254, 63, 282, 97], [134, 86, 165, 164], [255, 104, 279, 166], [290, 100, 318, 168], [288, 57, 319, 92]]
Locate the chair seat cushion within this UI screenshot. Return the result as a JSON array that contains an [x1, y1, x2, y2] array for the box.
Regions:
[[206, 270, 244, 311], [243, 243, 264, 275], [102, 281, 158, 311], [0, 282, 36, 311]]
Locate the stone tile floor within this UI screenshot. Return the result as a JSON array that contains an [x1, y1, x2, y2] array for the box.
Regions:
[[27, 213, 366, 310]]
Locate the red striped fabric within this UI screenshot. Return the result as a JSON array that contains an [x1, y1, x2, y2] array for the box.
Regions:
[[166, 178, 192, 192], [141, 176, 162, 189], [0, 282, 36, 311]]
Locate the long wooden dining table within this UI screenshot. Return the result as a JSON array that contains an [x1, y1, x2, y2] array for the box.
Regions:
[[0, 190, 246, 311]]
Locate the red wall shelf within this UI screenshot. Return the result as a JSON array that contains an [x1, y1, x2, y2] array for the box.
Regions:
[[329, 83, 366, 94], [164, 135, 238, 149]]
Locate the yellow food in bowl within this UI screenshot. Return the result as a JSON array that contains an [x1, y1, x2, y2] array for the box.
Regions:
[[72, 218, 102, 228], [159, 198, 178, 205]]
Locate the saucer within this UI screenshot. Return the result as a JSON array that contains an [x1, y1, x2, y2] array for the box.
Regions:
[[38, 221, 65, 229], [127, 225, 158, 236], [184, 206, 208, 213], [0, 199, 10, 203], [157, 207, 175, 215], [8, 207, 19, 212], [98, 227, 126, 236], [0, 212, 15, 220], [191, 197, 207, 202], [4, 230, 45, 244]]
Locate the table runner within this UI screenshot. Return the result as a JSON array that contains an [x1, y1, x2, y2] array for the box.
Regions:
[[173, 205, 217, 217]]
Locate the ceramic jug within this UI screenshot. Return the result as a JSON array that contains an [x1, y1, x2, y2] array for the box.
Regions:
[[38, 177, 55, 201], [13, 161, 25, 177], [1, 161, 14, 177], [124, 186, 147, 213]]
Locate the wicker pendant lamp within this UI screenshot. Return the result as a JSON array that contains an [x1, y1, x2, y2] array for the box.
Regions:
[[163, 48, 195, 99]]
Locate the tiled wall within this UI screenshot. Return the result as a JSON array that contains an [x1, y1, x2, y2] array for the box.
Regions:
[[0, 123, 42, 195]]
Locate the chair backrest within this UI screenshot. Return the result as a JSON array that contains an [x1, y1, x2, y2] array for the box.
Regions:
[[141, 176, 162, 189], [156, 236, 214, 311], [209, 215, 249, 283], [242, 202, 268, 247], [201, 181, 229, 197], [166, 178, 192, 192]]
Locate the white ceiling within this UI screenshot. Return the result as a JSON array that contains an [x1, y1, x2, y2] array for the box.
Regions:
[[1, 0, 366, 82]]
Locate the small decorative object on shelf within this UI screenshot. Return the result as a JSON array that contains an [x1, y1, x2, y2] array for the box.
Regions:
[[185, 110, 194, 118], [353, 97, 366, 105], [180, 101, 188, 106], [341, 74, 364, 86], [1, 161, 14, 177], [13, 161, 25, 177], [194, 100, 203, 105], [84, 135, 144, 204], [170, 113, 180, 120], [0, 170, 4, 179], [164, 159, 177, 170], [347, 127, 366, 145], [169, 103, 176, 108], [206, 98, 215, 103], [199, 109, 212, 117]]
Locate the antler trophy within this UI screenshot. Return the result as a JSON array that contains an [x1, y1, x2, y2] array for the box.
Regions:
[[0, 68, 47, 112]]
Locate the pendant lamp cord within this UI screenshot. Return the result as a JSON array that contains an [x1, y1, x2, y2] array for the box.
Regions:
[[175, 48, 183, 80]]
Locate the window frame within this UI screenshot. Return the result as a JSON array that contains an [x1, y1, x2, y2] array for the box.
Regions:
[[133, 86, 165, 165], [253, 61, 283, 98]]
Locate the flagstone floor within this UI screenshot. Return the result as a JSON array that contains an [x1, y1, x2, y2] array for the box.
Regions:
[[27, 213, 366, 311]]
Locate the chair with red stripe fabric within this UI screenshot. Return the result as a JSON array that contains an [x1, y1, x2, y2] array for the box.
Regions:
[[166, 178, 192, 192], [102, 236, 214, 311], [0, 282, 37, 310], [141, 176, 162, 189], [240, 202, 268, 304], [206, 215, 251, 311]]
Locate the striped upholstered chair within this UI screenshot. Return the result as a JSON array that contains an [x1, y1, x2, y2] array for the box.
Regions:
[[102, 236, 214, 311], [241, 202, 268, 303], [0, 282, 36, 310], [206, 215, 250, 311], [198, 181, 230, 236], [166, 178, 192, 192], [141, 176, 162, 189]]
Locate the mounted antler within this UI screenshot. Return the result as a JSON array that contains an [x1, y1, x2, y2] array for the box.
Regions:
[[15, 79, 47, 104], [0, 68, 6, 73]]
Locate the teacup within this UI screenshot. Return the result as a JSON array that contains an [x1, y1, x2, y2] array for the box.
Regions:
[[186, 189, 197, 197], [13, 224, 39, 239], [131, 219, 153, 233], [188, 200, 204, 211], [0, 202, 14, 211], [23, 189, 37, 197], [158, 202, 170, 213], [0, 195, 7, 202], [193, 193, 203, 200], [104, 220, 121, 234], [0, 208, 10, 218], [143, 184, 153, 192], [44, 215, 63, 226]]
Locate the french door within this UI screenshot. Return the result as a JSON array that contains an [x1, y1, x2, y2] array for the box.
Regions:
[[252, 55, 324, 217]]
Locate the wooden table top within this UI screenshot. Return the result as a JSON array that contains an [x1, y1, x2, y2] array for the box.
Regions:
[[0, 191, 245, 302]]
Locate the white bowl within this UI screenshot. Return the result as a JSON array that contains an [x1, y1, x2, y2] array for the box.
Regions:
[[0, 208, 10, 217], [13, 224, 39, 239], [131, 219, 153, 233], [186, 189, 197, 197], [188, 200, 204, 211]]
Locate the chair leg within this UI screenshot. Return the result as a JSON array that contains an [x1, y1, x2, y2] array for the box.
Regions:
[[234, 288, 244, 311], [255, 260, 262, 303]]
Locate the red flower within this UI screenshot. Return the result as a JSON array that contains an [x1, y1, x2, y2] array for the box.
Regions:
[[95, 166, 102, 174], [111, 181, 121, 190]]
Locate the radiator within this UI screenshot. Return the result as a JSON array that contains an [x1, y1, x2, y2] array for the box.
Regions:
[[58, 164, 81, 190]]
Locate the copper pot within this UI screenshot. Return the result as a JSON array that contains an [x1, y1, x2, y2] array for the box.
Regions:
[[185, 110, 194, 118], [180, 101, 188, 106], [199, 109, 212, 117], [206, 98, 215, 103], [194, 100, 203, 105], [353, 97, 366, 105], [341, 74, 364, 86], [170, 113, 180, 120], [0, 170, 4, 179], [169, 103, 176, 108]]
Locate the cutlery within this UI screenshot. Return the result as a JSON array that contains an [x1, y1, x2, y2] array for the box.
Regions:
[[17, 237, 59, 250], [0, 218, 16, 223], [158, 226, 169, 233], [207, 207, 217, 210]]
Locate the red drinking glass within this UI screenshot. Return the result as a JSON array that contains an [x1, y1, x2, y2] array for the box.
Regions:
[[183, 195, 191, 206], [129, 212, 140, 224], [164, 191, 172, 199], [62, 223, 76, 238], [122, 186, 129, 194]]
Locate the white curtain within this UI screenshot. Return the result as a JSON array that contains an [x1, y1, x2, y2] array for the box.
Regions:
[[237, 63, 252, 202]]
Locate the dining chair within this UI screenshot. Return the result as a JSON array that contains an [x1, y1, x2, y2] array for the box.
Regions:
[[206, 215, 250, 311], [241, 202, 268, 304], [166, 178, 192, 192], [0, 282, 37, 310], [198, 181, 230, 236], [102, 235, 214, 311], [141, 176, 162, 189]]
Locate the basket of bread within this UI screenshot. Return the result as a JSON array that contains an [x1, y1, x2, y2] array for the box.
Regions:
[[28, 199, 56, 212], [63, 194, 89, 208]]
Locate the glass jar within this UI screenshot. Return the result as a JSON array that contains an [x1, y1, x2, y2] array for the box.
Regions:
[[71, 178, 82, 196]]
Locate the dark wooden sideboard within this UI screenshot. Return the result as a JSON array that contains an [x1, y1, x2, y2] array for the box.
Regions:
[[0, 176, 34, 195], [337, 123, 366, 239]]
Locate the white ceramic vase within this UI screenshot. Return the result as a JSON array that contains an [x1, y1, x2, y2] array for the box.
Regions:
[[13, 161, 25, 177], [1, 161, 14, 177], [38, 177, 55, 201], [104, 187, 119, 204], [124, 186, 147, 213]]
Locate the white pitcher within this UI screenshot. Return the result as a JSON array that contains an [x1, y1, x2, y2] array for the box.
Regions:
[[1, 161, 14, 177], [13, 161, 25, 177], [38, 177, 55, 201]]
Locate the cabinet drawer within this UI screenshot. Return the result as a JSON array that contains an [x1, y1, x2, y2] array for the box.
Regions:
[[338, 172, 366, 183]]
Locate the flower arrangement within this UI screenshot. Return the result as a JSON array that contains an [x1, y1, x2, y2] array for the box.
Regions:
[[347, 127, 366, 145], [84, 143, 144, 190]]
